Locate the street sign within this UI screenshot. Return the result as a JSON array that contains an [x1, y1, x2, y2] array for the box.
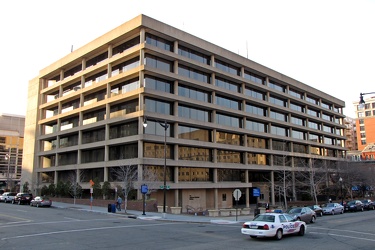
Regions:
[[160, 185, 170, 189], [141, 184, 148, 194], [253, 188, 260, 197], [233, 189, 242, 201]]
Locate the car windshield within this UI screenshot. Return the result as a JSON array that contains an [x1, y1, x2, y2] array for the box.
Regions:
[[347, 201, 355, 205], [288, 208, 302, 213], [253, 214, 275, 222]]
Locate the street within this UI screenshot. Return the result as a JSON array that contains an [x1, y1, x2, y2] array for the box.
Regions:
[[1, 202, 375, 250]]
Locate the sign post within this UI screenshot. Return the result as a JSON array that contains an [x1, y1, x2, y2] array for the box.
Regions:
[[253, 188, 261, 216], [233, 189, 242, 221], [141, 184, 148, 215]]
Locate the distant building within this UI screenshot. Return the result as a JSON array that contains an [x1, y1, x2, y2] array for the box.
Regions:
[[344, 117, 357, 151], [0, 113, 24, 191], [24, 14, 347, 210], [354, 95, 375, 151]]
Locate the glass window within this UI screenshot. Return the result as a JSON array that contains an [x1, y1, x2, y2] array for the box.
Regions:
[[178, 84, 211, 102], [86, 52, 108, 68], [291, 116, 304, 126], [268, 81, 285, 92], [216, 131, 242, 145], [215, 59, 240, 76], [178, 167, 211, 182], [146, 33, 173, 51], [110, 78, 139, 96], [270, 125, 288, 136], [247, 153, 268, 165], [217, 150, 242, 163], [215, 95, 241, 110], [247, 136, 268, 149], [64, 65, 82, 79], [178, 45, 210, 64], [145, 98, 172, 115], [109, 143, 138, 160], [178, 105, 210, 122], [244, 87, 265, 100], [144, 120, 172, 137], [109, 122, 138, 139], [112, 36, 140, 56], [81, 148, 105, 163], [178, 146, 211, 161], [178, 125, 211, 142], [246, 103, 267, 116], [246, 120, 266, 133], [143, 142, 172, 159], [215, 77, 241, 93], [178, 65, 211, 83], [269, 96, 286, 107], [145, 55, 172, 72], [290, 102, 304, 112], [244, 71, 265, 85], [289, 89, 303, 99], [216, 113, 241, 128], [144, 75, 173, 93], [270, 110, 287, 122], [112, 57, 139, 76], [82, 128, 105, 143]]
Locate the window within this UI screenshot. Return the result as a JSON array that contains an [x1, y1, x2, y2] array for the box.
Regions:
[[178, 45, 210, 64], [112, 36, 140, 56], [216, 113, 241, 128], [244, 87, 265, 100], [215, 77, 241, 93], [215, 95, 241, 110], [268, 81, 285, 92], [215, 59, 240, 76], [146, 33, 173, 52], [145, 55, 172, 72], [269, 96, 286, 107], [244, 71, 265, 84], [178, 65, 211, 83], [178, 84, 211, 102], [246, 103, 267, 116], [178, 125, 211, 142], [178, 105, 210, 122], [145, 98, 172, 115], [144, 76, 173, 93]]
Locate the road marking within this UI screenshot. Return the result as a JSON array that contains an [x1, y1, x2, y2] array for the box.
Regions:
[[309, 226, 375, 236], [310, 232, 375, 242], [1, 222, 184, 241]]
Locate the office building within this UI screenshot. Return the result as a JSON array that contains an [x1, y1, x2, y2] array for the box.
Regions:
[[24, 14, 346, 211], [0, 113, 24, 191]]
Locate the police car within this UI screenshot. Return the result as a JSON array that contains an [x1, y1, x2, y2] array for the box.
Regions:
[[241, 212, 306, 240]]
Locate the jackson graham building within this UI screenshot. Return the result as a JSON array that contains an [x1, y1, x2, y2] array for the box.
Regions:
[[23, 14, 346, 213]]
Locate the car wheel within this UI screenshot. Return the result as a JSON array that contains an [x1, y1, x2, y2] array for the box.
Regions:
[[298, 225, 305, 236], [331, 210, 335, 215], [275, 229, 283, 240], [340, 209, 344, 214], [250, 236, 257, 239], [310, 216, 316, 223]]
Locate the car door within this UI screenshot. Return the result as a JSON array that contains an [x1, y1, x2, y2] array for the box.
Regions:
[[282, 214, 299, 234]]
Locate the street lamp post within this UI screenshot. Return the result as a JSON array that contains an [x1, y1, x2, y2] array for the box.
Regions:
[[359, 92, 375, 109], [143, 117, 169, 218], [339, 177, 343, 206], [5, 153, 10, 190]]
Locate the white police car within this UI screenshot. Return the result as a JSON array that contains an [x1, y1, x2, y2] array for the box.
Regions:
[[241, 212, 306, 240]]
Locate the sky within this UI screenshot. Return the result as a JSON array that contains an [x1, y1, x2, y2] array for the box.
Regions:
[[1, 0, 374, 118]]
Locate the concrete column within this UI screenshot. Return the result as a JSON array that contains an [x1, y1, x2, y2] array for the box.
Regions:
[[271, 171, 275, 206], [214, 188, 218, 209], [174, 189, 179, 207]]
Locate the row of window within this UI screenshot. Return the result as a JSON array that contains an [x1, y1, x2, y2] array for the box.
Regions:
[[45, 33, 342, 117]]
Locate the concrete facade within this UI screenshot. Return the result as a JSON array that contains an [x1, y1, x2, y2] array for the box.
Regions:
[[24, 14, 347, 211]]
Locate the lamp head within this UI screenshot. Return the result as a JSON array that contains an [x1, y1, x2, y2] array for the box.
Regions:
[[143, 117, 147, 128]]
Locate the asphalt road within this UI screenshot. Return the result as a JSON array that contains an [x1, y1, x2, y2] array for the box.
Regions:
[[1, 202, 375, 250]]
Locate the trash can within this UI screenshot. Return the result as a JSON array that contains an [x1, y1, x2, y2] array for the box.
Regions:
[[108, 204, 112, 213], [254, 208, 260, 216], [111, 203, 116, 213]]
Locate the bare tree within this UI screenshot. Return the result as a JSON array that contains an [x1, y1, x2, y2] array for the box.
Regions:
[[67, 170, 85, 204], [294, 158, 328, 205], [142, 165, 160, 197], [111, 165, 138, 213]]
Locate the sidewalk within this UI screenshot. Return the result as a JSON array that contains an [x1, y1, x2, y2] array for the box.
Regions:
[[52, 202, 254, 224]]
